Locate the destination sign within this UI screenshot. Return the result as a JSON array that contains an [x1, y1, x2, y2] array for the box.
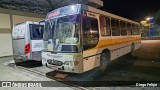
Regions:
[[46, 5, 80, 19], [47, 11, 60, 19]]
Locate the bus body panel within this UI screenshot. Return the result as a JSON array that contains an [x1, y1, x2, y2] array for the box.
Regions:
[[30, 40, 43, 61], [12, 39, 26, 59], [42, 4, 141, 73], [12, 23, 27, 61], [82, 11, 101, 72], [12, 21, 44, 63], [42, 52, 83, 73]]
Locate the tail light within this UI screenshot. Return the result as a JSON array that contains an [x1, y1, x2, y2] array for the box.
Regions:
[[25, 44, 30, 54]]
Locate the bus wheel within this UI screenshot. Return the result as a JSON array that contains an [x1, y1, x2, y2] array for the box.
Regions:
[[99, 52, 110, 72], [131, 43, 135, 54], [127, 43, 135, 57], [130, 43, 135, 55]]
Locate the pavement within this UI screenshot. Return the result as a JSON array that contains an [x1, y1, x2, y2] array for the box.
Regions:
[[0, 57, 76, 90]]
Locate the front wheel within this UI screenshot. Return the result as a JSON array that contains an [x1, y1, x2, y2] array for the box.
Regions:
[[99, 52, 110, 72]]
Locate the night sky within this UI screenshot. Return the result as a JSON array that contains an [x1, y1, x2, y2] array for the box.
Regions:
[[100, 0, 160, 21]]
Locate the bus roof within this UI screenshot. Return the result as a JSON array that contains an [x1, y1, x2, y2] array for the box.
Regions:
[[46, 4, 139, 25], [81, 4, 139, 25], [14, 21, 40, 26]]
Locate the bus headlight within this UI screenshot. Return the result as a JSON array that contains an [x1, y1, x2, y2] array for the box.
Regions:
[[64, 61, 79, 66]]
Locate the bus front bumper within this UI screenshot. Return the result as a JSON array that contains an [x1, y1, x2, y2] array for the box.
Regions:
[[42, 58, 83, 73]]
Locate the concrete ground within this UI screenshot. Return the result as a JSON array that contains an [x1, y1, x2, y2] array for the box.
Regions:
[[0, 57, 76, 90]]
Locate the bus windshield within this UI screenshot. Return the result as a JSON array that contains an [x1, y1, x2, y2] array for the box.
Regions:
[[43, 14, 81, 53]]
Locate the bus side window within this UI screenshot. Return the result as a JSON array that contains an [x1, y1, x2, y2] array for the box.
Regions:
[[136, 25, 140, 35], [138, 25, 141, 35], [111, 19, 120, 36], [132, 24, 137, 35], [127, 23, 132, 35], [83, 17, 99, 50], [132, 24, 135, 35], [100, 16, 111, 36], [120, 21, 127, 36]]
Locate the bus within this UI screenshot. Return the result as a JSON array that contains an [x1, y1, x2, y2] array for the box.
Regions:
[[12, 21, 44, 64], [41, 4, 141, 73]]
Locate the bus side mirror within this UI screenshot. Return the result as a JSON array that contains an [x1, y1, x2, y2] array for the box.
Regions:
[[39, 20, 45, 25], [38, 19, 45, 28], [38, 20, 45, 37]]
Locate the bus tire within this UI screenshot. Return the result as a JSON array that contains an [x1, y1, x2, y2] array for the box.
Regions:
[[130, 43, 135, 55], [99, 52, 110, 72], [42, 60, 47, 66], [131, 43, 135, 54], [127, 43, 135, 57]]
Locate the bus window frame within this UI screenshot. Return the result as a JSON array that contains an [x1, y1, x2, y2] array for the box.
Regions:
[[111, 18, 120, 36], [82, 15, 99, 51], [120, 20, 127, 36], [99, 15, 111, 37], [30, 24, 44, 40], [127, 22, 132, 36]]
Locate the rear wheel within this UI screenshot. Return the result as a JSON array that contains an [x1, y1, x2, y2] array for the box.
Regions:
[[99, 52, 110, 72], [127, 43, 135, 57], [130, 44, 135, 54], [13, 56, 19, 65], [14, 59, 22, 66], [131, 43, 135, 54]]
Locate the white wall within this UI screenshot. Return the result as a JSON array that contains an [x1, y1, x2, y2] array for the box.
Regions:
[[0, 34, 13, 57], [0, 13, 12, 57], [0, 13, 11, 28], [12, 15, 42, 25], [0, 9, 44, 57]]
